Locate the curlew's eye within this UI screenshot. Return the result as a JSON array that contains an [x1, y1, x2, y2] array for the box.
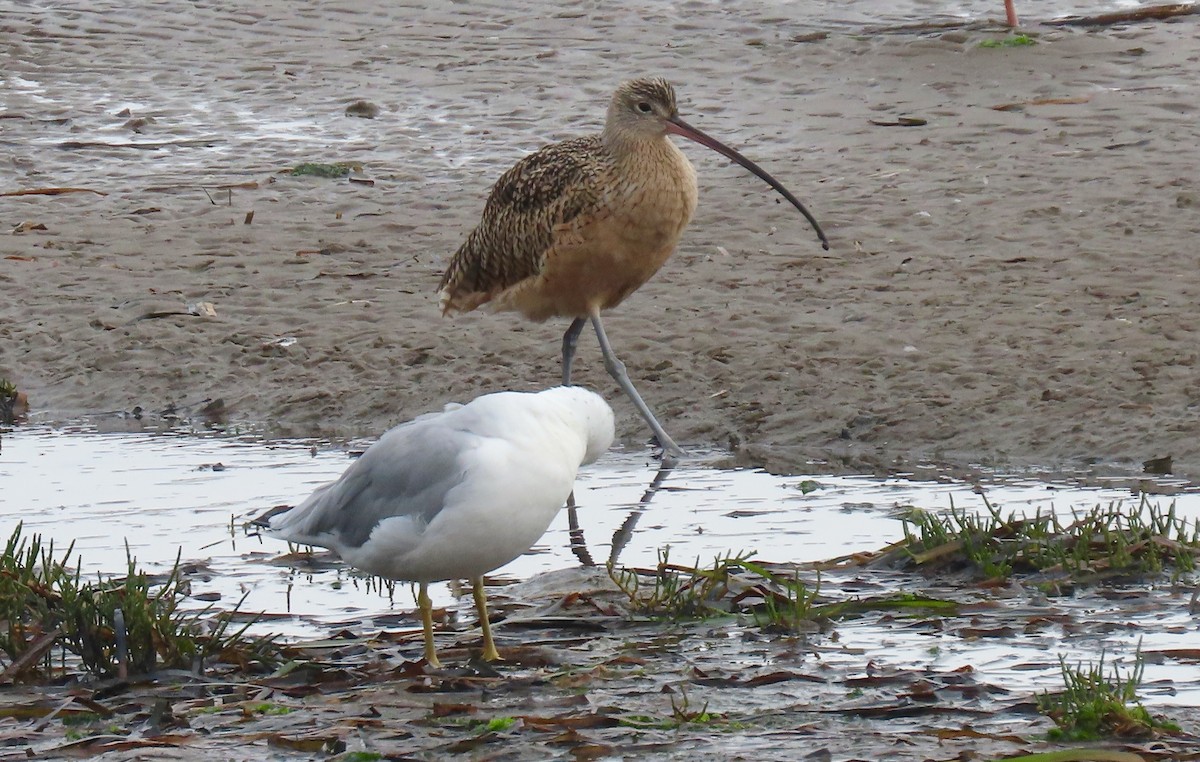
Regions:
[[636, 101, 653, 114]]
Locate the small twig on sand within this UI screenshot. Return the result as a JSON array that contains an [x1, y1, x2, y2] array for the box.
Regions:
[[860, 3, 1198, 34], [56, 138, 217, 150], [0, 627, 62, 682], [1, 187, 108, 197], [1046, 3, 1200, 26]]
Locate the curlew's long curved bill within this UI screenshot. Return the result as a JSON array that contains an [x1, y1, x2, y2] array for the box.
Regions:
[[666, 116, 829, 251]]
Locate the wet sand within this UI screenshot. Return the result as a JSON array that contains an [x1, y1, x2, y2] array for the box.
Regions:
[[2, 2, 1200, 477]]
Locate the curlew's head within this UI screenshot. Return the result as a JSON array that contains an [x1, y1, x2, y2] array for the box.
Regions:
[[605, 77, 681, 140], [605, 77, 830, 251]]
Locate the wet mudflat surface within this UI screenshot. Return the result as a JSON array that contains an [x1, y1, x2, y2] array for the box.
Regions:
[[7, 1, 1200, 478], [5, 0, 1200, 757], [3, 425, 1200, 759]]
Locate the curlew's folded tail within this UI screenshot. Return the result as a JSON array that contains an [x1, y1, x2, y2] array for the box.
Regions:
[[437, 281, 492, 316]]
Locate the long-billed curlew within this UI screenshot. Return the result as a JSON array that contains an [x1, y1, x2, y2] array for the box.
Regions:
[[256, 387, 615, 667], [439, 77, 827, 457]]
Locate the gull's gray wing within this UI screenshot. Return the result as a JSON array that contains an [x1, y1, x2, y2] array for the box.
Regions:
[[271, 416, 473, 550]]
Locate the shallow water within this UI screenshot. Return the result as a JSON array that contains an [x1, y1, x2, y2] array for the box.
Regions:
[[3, 424, 1199, 705]]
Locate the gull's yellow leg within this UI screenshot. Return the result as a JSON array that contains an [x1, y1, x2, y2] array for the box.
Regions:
[[471, 577, 501, 662], [417, 582, 442, 669]]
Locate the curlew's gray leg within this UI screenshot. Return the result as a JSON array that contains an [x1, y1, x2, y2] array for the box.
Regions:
[[561, 317, 587, 386], [588, 311, 685, 458]]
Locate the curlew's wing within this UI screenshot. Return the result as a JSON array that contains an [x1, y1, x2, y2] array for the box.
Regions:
[[438, 135, 606, 312]]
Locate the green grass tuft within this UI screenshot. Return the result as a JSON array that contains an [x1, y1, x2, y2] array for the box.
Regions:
[[485, 716, 517, 732], [1037, 644, 1180, 740], [876, 496, 1200, 583], [607, 547, 751, 621], [0, 523, 281, 680], [980, 34, 1037, 48]]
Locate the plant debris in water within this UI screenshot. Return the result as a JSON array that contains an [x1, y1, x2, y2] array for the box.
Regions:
[[1038, 644, 1181, 741], [860, 497, 1200, 584], [286, 162, 361, 178], [0, 523, 279, 682], [0, 377, 27, 425], [607, 547, 956, 631], [3, 498, 1199, 760]]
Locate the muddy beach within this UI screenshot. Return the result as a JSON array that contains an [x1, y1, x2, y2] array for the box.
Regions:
[[3, 2, 1200, 478], [4, 2, 1200, 759]]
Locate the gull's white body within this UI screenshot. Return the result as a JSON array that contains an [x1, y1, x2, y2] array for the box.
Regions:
[[265, 386, 615, 586]]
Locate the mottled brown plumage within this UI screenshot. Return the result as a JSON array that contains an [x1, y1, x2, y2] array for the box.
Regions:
[[438, 77, 826, 457], [439, 79, 697, 321], [436, 135, 610, 316]]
